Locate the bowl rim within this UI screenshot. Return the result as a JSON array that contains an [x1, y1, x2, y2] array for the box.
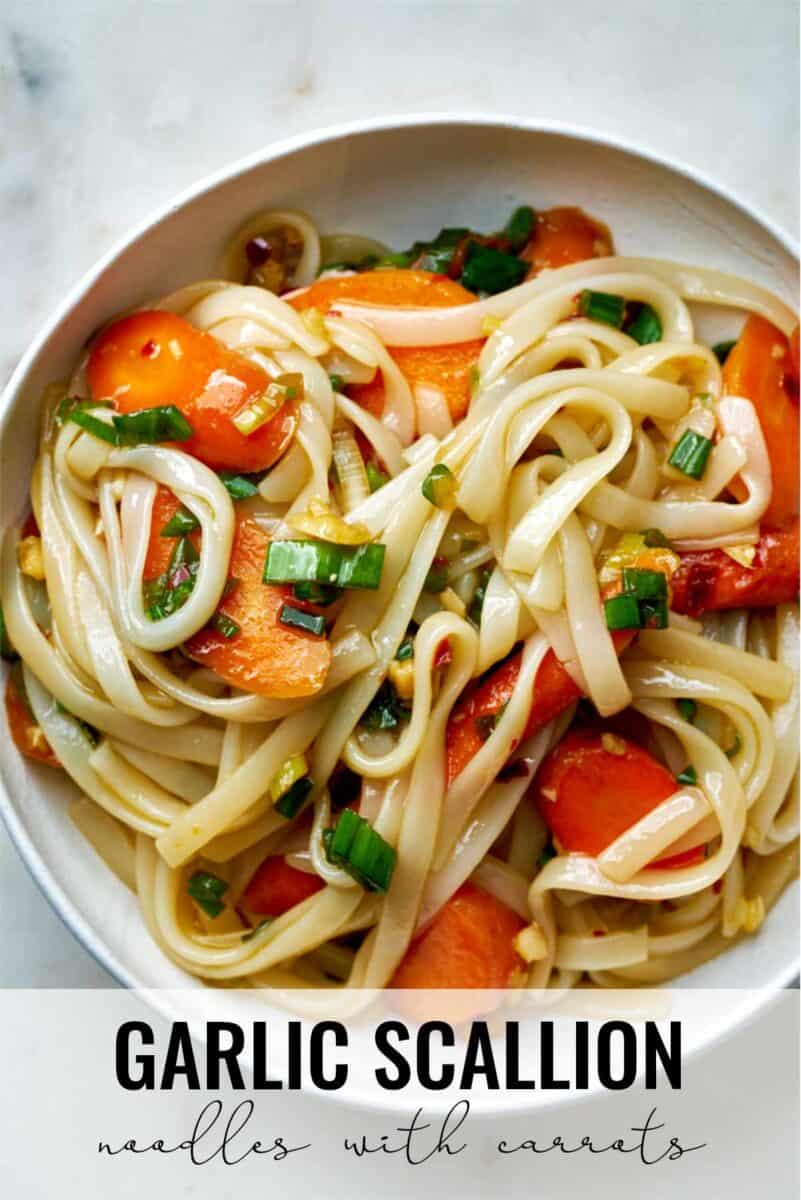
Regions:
[[1, 110, 798, 1035]]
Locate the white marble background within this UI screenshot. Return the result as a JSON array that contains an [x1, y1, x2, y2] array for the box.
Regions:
[[0, 3, 798, 1194]]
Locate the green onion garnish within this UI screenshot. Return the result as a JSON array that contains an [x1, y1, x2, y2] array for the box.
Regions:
[[324, 808, 396, 893], [713, 340, 737, 365], [218, 471, 262, 500], [362, 681, 410, 731], [639, 596, 669, 629], [329, 374, 345, 393], [676, 766, 697, 786], [677, 699, 697, 723], [579, 289, 625, 328], [603, 593, 643, 631], [69, 409, 119, 443], [187, 870, 229, 918], [366, 462, 388, 493], [504, 205, 536, 252], [293, 581, 341, 606], [626, 303, 662, 345], [275, 776, 313, 819], [264, 540, 386, 591], [461, 242, 527, 295], [621, 567, 667, 600], [725, 733, 742, 758], [209, 612, 240, 640], [468, 569, 491, 626], [160, 507, 200, 537], [144, 536, 200, 621], [278, 604, 327, 637], [668, 429, 713, 479], [114, 405, 193, 445], [395, 636, 415, 661], [0, 604, 18, 662], [421, 463, 456, 507], [641, 528, 673, 549]]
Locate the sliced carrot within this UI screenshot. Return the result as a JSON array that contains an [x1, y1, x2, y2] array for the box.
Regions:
[[534, 730, 679, 858], [87, 310, 298, 473], [671, 519, 799, 618], [147, 489, 331, 699], [4, 671, 59, 768], [288, 269, 483, 422], [242, 856, 324, 916], [390, 882, 525, 1020], [445, 630, 636, 786], [521, 206, 613, 275], [722, 315, 799, 526]]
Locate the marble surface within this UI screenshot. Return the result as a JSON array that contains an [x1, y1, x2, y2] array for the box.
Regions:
[[0, 0, 797, 1010]]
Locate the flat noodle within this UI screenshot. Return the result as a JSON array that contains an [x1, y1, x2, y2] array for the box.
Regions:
[[1, 206, 796, 998]]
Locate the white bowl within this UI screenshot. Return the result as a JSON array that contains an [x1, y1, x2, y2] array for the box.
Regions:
[[1, 117, 798, 1108]]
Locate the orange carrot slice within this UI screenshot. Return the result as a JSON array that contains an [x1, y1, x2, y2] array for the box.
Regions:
[[390, 882, 525, 1019], [722, 315, 799, 526], [4, 672, 60, 768], [289, 269, 483, 421], [521, 206, 613, 275], [87, 310, 298, 472], [242, 856, 325, 916], [671, 519, 799, 618], [147, 489, 331, 699], [534, 730, 679, 859], [445, 630, 636, 787]]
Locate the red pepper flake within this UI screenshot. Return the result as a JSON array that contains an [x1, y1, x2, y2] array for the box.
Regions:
[[141, 338, 159, 359], [592, 929, 606, 937], [713, 879, 723, 894]]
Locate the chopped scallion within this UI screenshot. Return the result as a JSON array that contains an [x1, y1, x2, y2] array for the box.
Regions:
[[677, 699, 697, 723], [329, 374, 345, 393], [725, 733, 742, 758], [293, 581, 341, 605], [503, 205, 536, 252], [395, 636, 415, 661], [421, 463, 456, 507], [113, 405, 193, 445], [641, 528, 673, 549], [621, 567, 667, 600], [423, 557, 449, 593], [324, 808, 396, 893], [625, 303, 662, 345], [579, 289, 625, 328], [603, 593, 642, 631], [160, 507, 200, 537], [209, 612, 240, 640], [0, 604, 18, 662], [278, 603, 327, 637], [218, 471, 262, 500], [366, 461, 388, 493], [713, 340, 737, 365], [461, 242, 527, 295], [676, 765, 697, 786], [69, 409, 119, 443], [668, 429, 713, 479], [187, 870, 228, 918], [264, 540, 386, 590]]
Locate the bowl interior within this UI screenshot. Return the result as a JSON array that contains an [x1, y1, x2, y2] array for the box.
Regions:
[[1, 120, 798, 1107]]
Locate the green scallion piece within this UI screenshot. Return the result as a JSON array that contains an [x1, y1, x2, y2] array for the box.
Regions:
[[293, 581, 341, 606], [278, 604, 327, 637], [626, 303, 662, 345], [329, 374, 345, 393], [668, 429, 713, 479], [537, 842, 557, 869], [160, 507, 200, 537], [604, 593, 643, 631], [579, 289, 626, 328], [187, 870, 229, 918], [362, 681, 409, 731], [639, 596, 669, 629], [621, 567, 667, 600], [677, 699, 697, 723], [0, 604, 18, 662], [421, 463, 456, 507], [218, 471, 262, 500], [113, 405, 193, 445], [209, 612, 240, 640], [468, 569, 491, 626], [366, 462, 388, 493], [423, 557, 449, 593], [504, 205, 535, 252], [460, 242, 527, 295], [395, 636, 415, 661], [725, 733, 742, 759], [264, 540, 386, 590], [641, 528, 673, 549], [713, 340, 737, 365], [274, 775, 313, 819], [69, 409, 119, 443], [324, 808, 396, 893], [676, 765, 697, 786]]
